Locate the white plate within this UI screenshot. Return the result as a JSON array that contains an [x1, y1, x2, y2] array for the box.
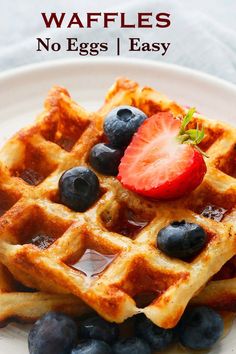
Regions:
[[0, 58, 235, 354]]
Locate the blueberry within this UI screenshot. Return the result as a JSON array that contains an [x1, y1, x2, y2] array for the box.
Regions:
[[178, 306, 224, 350], [135, 315, 175, 351], [59, 167, 100, 212], [71, 340, 112, 354], [157, 220, 207, 260], [104, 105, 147, 148], [79, 315, 119, 344], [28, 312, 78, 354], [89, 143, 123, 176], [113, 337, 151, 354]]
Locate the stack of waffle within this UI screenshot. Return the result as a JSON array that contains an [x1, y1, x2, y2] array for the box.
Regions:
[[0, 78, 235, 328]]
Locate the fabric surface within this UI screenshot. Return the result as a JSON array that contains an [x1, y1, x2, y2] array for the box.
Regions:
[[0, 0, 235, 83]]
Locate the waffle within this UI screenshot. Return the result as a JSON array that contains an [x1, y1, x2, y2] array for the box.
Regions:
[[192, 257, 236, 311], [0, 262, 234, 326], [0, 78, 235, 329], [0, 263, 90, 326]]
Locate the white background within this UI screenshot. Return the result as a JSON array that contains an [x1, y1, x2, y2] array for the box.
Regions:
[[0, 0, 236, 83]]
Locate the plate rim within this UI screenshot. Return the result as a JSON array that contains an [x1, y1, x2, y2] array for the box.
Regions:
[[0, 57, 235, 354], [0, 57, 236, 94]]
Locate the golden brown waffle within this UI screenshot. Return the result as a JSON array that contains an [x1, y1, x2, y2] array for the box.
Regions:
[[0, 78, 235, 328], [1, 259, 232, 327], [0, 263, 90, 326], [0, 261, 234, 326], [192, 256, 236, 311]]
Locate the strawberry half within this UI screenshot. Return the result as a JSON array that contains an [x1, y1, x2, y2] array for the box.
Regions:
[[118, 109, 207, 200]]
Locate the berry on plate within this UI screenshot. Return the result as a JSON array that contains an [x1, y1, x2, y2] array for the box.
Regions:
[[72, 340, 112, 354], [135, 315, 175, 351], [113, 337, 151, 354], [78, 315, 119, 343], [157, 220, 207, 260], [28, 312, 78, 354], [178, 306, 224, 350], [118, 108, 207, 199], [104, 105, 147, 148]]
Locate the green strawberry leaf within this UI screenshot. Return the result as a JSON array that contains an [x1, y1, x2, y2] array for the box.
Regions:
[[179, 107, 196, 134], [177, 108, 208, 157], [185, 127, 204, 144]]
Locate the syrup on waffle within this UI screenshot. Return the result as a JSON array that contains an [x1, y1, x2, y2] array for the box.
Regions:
[[0, 79, 235, 328]]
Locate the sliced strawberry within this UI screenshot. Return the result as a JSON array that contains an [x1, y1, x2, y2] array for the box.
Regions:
[[118, 112, 207, 200]]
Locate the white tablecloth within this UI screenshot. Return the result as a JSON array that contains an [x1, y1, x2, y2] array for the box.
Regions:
[[1, 0, 236, 83]]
